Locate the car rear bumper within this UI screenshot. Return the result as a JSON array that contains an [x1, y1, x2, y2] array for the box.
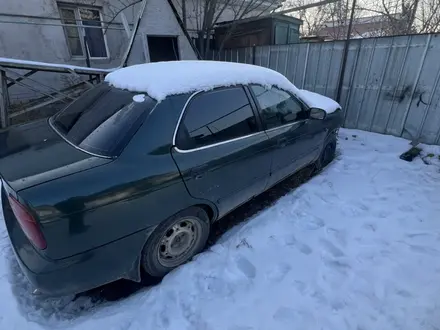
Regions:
[[2, 188, 153, 296]]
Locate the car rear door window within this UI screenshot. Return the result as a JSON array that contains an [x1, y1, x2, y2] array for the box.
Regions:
[[250, 85, 307, 129], [176, 87, 258, 150], [50, 84, 156, 157]]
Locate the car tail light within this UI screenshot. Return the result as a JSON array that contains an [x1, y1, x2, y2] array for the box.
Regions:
[[7, 194, 47, 250]]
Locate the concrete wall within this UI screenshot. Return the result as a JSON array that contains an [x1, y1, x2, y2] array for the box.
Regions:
[[0, 0, 197, 102]]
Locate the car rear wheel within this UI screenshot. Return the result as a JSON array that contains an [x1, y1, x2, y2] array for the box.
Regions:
[[141, 207, 210, 277]]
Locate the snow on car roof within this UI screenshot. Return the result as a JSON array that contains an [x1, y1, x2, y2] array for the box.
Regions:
[[104, 60, 300, 102]]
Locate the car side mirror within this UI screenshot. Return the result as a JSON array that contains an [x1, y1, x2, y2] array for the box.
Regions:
[[310, 108, 326, 120]]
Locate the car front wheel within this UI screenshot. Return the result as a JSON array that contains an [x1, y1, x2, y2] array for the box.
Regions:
[[315, 138, 337, 172], [141, 206, 210, 277]]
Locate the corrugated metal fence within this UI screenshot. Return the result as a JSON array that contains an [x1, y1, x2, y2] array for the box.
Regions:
[[210, 33, 440, 145]]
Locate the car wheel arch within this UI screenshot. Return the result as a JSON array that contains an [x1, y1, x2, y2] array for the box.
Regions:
[[121, 202, 217, 283], [196, 203, 217, 222], [314, 133, 337, 173], [139, 205, 211, 277]]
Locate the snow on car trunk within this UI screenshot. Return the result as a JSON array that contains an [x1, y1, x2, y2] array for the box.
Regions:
[[1, 129, 440, 330]]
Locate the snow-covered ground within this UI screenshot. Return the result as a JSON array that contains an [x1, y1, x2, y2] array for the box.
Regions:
[[1, 128, 440, 330]]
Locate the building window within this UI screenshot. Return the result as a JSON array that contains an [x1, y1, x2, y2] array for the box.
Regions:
[[58, 4, 109, 58], [147, 36, 180, 62]]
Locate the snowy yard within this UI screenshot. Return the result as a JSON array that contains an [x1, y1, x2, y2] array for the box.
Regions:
[[1, 128, 440, 330]]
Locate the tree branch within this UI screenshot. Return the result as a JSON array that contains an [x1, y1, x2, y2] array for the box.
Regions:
[[102, 0, 142, 35]]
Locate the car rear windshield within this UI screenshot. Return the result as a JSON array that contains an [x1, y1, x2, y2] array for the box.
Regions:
[[50, 83, 156, 158]]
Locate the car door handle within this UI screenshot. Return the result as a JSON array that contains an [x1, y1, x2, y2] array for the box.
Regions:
[[297, 119, 309, 127], [190, 165, 209, 179], [278, 137, 288, 147], [191, 171, 205, 180]]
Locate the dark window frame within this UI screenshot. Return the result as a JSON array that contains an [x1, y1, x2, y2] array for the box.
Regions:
[[174, 86, 263, 151], [248, 84, 310, 130], [57, 2, 110, 59]]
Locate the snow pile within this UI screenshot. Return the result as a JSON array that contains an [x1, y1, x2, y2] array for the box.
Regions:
[[298, 89, 341, 114], [105, 61, 301, 102], [1, 129, 440, 329]]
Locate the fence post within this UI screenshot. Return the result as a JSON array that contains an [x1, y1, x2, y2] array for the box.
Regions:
[[336, 0, 357, 103], [0, 70, 9, 129], [252, 46, 256, 65]]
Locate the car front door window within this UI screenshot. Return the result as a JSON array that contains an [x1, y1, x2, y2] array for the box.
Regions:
[[176, 87, 258, 150], [250, 85, 307, 129]]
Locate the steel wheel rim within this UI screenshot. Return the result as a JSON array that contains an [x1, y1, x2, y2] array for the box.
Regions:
[[157, 218, 199, 267]]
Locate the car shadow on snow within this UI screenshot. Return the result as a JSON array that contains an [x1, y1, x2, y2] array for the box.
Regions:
[[7, 162, 326, 323]]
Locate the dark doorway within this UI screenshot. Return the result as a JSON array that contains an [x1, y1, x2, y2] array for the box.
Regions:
[[147, 36, 180, 62]]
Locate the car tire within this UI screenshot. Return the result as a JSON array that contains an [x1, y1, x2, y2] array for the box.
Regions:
[[316, 138, 337, 171], [141, 206, 210, 277]]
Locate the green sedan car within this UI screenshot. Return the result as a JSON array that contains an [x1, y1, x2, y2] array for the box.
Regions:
[[0, 61, 342, 296]]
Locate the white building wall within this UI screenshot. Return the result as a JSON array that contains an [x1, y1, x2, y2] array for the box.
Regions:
[[0, 0, 197, 102]]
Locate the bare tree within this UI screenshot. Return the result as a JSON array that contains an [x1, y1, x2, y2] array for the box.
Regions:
[[98, 0, 143, 33], [283, 0, 329, 36], [357, 0, 440, 35], [284, 0, 440, 40], [417, 0, 440, 33], [356, 0, 416, 35], [282, 0, 357, 39], [298, 4, 335, 36], [173, 0, 281, 58]]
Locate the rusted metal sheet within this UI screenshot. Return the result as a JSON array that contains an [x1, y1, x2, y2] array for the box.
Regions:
[[217, 33, 440, 145]]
